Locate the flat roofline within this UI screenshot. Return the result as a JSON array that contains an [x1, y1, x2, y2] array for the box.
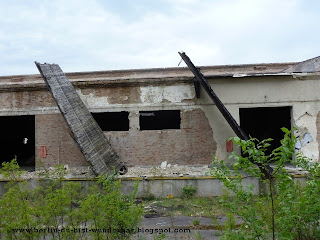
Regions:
[[0, 61, 297, 80], [3, 61, 317, 93]]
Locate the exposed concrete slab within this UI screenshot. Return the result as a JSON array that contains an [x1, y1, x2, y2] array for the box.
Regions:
[[0, 164, 309, 197], [0, 175, 259, 197]]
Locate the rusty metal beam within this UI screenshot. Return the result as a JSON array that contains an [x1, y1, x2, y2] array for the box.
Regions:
[[178, 52, 272, 179], [179, 52, 248, 140]]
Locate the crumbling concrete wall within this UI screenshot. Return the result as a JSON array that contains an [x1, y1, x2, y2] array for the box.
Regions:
[[201, 75, 320, 162], [293, 103, 320, 160], [0, 78, 217, 168], [1, 67, 320, 170], [76, 83, 216, 166]]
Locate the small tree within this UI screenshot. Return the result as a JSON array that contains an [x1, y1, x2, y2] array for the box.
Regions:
[[211, 128, 320, 240]]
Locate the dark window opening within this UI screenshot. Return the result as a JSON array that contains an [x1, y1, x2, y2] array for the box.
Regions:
[[0, 115, 35, 170], [139, 110, 181, 130], [91, 112, 129, 131], [240, 107, 291, 154]]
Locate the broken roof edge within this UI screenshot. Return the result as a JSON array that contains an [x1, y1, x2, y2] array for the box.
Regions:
[[4, 53, 320, 81], [283, 55, 320, 73], [0, 61, 297, 81], [2, 68, 320, 93], [4, 54, 320, 87]]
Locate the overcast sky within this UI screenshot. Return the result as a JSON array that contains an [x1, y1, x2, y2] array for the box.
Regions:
[[1, 0, 320, 76]]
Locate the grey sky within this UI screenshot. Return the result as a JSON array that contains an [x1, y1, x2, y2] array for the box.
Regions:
[[1, 0, 320, 76]]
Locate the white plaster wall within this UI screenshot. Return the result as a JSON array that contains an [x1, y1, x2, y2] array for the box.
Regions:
[[140, 85, 195, 104], [202, 76, 320, 105]]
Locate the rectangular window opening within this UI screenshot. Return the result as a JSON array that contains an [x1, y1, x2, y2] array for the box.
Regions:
[[0, 115, 35, 170], [239, 106, 291, 155], [139, 110, 181, 131], [91, 111, 129, 131]]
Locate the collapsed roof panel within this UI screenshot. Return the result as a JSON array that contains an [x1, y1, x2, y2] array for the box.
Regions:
[[283, 56, 320, 73], [35, 62, 125, 175]]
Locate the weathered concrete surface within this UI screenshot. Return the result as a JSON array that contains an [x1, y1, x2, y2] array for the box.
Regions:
[[0, 176, 259, 198], [121, 176, 260, 198], [0, 162, 310, 199], [139, 84, 195, 104]]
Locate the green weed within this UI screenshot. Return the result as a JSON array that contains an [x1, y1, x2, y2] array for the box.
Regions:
[[211, 127, 320, 239], [0, 159, 143, 240], [182, 184, 197, 198]]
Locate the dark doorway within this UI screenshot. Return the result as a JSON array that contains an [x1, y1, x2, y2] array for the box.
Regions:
[[239, 107, 291, 153], [0, 115, 35, 169], [139, 110, 181, 130], [91, 112, 129, 131]]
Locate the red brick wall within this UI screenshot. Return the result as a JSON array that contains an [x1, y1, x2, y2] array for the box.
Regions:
[[35, 114, 87, 168], [34, 108, 216, 168], [105, 109, 217, 166], [1, 88, 216, 168]]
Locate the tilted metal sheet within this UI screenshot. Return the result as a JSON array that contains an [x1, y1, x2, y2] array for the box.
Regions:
[[35, 62, 124, 175]]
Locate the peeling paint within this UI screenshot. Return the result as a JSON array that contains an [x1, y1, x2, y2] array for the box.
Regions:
[[295, 139, 302, 150], [140, 85, 195, 104], [302, 132, 313, 146], [294, 111, 319, 161], [76, 89, 110, 107]]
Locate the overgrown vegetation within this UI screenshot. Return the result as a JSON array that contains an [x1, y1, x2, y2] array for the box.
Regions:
[[2, 127, 319, 239], [211, 128, 320, 240], [0, 159, 143, 240], [143, 196, 223, 218], [182, 184, 197, 198]]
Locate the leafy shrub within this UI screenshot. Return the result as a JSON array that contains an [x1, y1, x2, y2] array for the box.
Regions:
[[182, 184, 197, 198], [0, 160, 143, 240], [211, 128, 320, 240]]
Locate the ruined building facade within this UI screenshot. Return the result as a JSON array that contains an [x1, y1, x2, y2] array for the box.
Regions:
[[1, 59, 320, 171]]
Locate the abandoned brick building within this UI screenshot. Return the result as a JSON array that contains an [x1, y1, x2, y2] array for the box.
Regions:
[[1, 55, 320, 174]]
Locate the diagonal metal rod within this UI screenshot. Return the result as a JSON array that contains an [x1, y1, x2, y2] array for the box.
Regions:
[[179, 52, 272, 179], [179, 52, 249, 140]]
